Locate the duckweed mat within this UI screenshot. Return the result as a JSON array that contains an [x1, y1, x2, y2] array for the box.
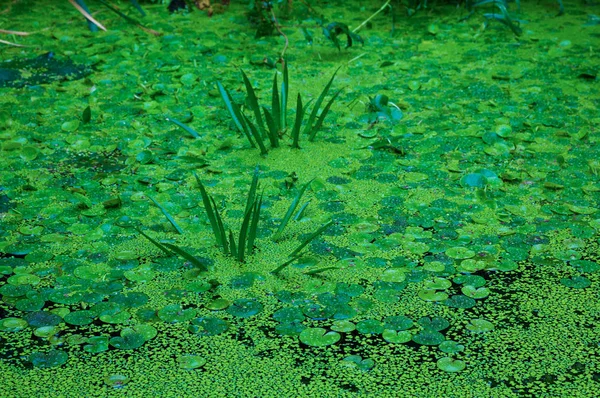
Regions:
[[1, 0, 599, 396]]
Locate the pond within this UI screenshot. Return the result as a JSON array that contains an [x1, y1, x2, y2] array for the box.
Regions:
[[1, 0, 599, 396]]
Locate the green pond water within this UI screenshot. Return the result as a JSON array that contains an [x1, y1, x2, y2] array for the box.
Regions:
[[1, 0, 599, 396]]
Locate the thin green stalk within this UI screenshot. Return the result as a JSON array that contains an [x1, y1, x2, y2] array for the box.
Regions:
[[247, 192, 262, 256], [165, 117, 200, 139], [193, 173, 223, 247], [271, 254, 300, 275], [291, 93, 304, 149], [147, 195, 184, 234], [308, 88, 343, 142], [243, 113, 268, 155], [271, 72, 281, 133], [302, 67, 340, 137], [263, 107, 279, 148], [241, 70, 266, 137], [289, 220, 333, 258], [281, 62, 289, 130], [272, 179, 313, 242]]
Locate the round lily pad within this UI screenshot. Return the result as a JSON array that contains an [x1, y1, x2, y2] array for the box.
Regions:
[[189, 317, 229, 336], [437, 357, 466, 372], [418, 289, 449, 302], [24, 311, 62, 328], [109, 328, 146, 350], [227, 298, 263, 318], [356, 319, 384, 334], [461, 286, 490, 299], [206, 298, 231, 310], [83, 336, 109, 353], [445, 247, 476, 260], [158, 304, 196, 323], [444, 295, 476, 309], [29, 350, 68, 368], [380, 268, 407, 283], [341, 355, 375, 371], [383, 315, 413, 331], [273, 307, 305, 323], [104, 374, 129, 388], [331, 320, 356, 332], [0, 317, 28, 332], [560, 276, 591, 289], [412, 330, 445, 346], [418, 316, 449, 331], [382, 329, 412, 344], [439, 340, 465, 354], [33, 325, 60, 338], [63, 310, 97, 326], [299, 327, 341, 347], [177, 354, 206, 370], [466, 318, 495, 333]]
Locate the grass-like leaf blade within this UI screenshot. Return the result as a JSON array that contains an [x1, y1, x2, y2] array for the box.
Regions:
[[281, 62, 289, 130], [291, 93, 304, 149], [147, 195, 184, 234], [241, 70, 266, 136], [136, 228, 174, 257], [272, 179, 313, 241], [263, 107, 279, 148], [216, 81, 248, 136], [166, 117, 200, 139], [271, 72, 281, 133], [242, 113, 268, 155], [162, 243, 208, 272], [302, 67, 339, 136], [308, 88, 342, 142], [289, 220, 333, 258], [247, 193, 262, 256], [271, 254, 300, 275], [194, 173, 225, 250]]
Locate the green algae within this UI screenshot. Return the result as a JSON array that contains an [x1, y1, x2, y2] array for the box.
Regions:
[[0, 0, 599, 396]]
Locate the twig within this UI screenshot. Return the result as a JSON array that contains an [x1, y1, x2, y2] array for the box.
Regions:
[[68, 0, 108, 31], [0, 29, 30, 36], [271, 8, 288, 63], [352, 0, 391, 33], [0, 38, 26, 47]]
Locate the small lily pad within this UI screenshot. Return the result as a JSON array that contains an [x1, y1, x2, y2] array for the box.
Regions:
[[341, 355, 375, 371], [29, 350, 68, 368], [382, 329, 412, 344], [331, 320, 356, 332], [227, 298, 263, 318], [109, 328, 146, 350], [444, 295, 476, 309], [356, 319, 384, 334], [383, 315, 413, 331], [158, 304, 196, 323], [445, 247, 476, 260], [439, 340, 465, 354], [412, 330, 445, 346], [177, 354, 206, 370], [437, 357, 466, 372], [1, 317, 28, 332], [560, 276, 591, 289], [299, 327, 341, 347], [273, 307, 305, 323], [466, 318, 495, 333], [189, 317, 229, 336], [83, 336, 109, 353], [64, 310, 96, 326]]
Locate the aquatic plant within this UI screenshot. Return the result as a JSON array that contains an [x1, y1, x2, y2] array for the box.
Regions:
[[217, 63, 341, 154]]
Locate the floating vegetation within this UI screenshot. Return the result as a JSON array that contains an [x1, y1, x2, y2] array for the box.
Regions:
[[0, 0, 598, 396]]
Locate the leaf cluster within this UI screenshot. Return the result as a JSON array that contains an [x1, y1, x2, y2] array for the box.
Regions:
[[217, 64, 341, 155]]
